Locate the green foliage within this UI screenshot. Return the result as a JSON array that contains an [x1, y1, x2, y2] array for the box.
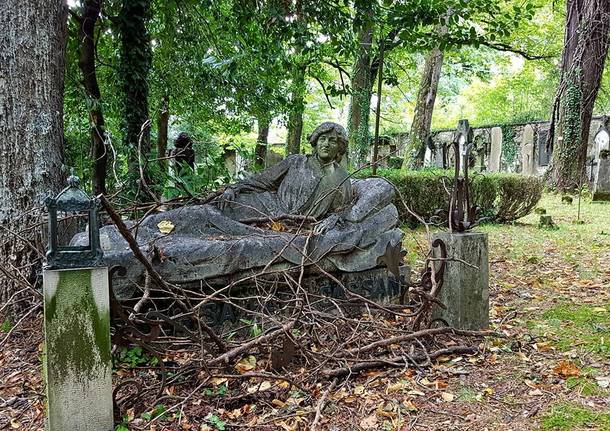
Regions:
[[541, 403, 610, 430], [355, 168, 542, 225], [492, 172, 544, 221], [205, 413, 226, 430], [115, 346, 158, 368], [0, 318, 12, 333], [500, 125, 517, 166], [141, 404, 167, 421], [539, 304, 610, 354]]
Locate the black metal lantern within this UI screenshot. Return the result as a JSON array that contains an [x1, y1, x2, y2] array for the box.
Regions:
[[45, 175, 103, 269]]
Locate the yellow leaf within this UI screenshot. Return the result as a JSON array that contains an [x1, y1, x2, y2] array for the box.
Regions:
[[354, 385, 365, 395], [441, 392, 454, 402], [386, 380, 408, 393], [402, 400, 418, 412], [247, 380, 272, 393], [157, 220, 175, 234], [271, 221, 283, 231], [210, 377, 228, 386], [235, 355, 256, 374], [272, 399, 286, 408]]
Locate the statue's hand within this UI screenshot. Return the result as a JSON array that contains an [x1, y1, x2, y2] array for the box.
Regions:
[[313, 213, 341, 235], [218, 187, 237, 211]]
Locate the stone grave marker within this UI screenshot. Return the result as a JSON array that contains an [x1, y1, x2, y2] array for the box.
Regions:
[[489, 127, 502, 172], [521, 124, 535, 175], [43, 176, 113, 431]]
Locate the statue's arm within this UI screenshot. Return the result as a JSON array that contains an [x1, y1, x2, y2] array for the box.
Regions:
[[342, 178, 395, 223]]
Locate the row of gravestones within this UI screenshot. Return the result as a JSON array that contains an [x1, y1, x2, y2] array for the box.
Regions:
[[421, 124, 550, 175]]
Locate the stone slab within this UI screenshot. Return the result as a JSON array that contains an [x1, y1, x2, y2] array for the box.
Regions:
[[43, 268, 113, 431], [489, 127, 502, 172], [431, 232, 489, 330], [593, 156, 610, 201], [521, 124, 535, 175]]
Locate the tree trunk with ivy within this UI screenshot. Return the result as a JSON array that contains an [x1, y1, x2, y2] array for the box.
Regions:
[[157, 94, 169, 173], [403, 47, 444, 169], [547, 0, 610, 191], [118, 0, 153, 194], [286, 64, 306, 155], [76, 0, 108, 195], [0, 0, 67, 315], [348, 4, 374, 166], [255, 116, 271, 169]]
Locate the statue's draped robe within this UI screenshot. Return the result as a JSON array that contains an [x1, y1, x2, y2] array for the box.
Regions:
[[76, 155, 403, 298]]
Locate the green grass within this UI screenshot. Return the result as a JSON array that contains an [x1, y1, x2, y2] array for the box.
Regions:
[[533, 304, 610, 355], [565, 376, 606, 396], [541, 404, 610, 430]]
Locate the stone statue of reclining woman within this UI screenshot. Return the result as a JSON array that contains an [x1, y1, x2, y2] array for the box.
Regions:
[[73, 122, 403, 298]]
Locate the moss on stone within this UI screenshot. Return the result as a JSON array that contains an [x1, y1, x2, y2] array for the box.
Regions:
[[44, 269, 111, 385]]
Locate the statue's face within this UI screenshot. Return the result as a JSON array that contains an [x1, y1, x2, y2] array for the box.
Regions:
[[316, 130, 341, 163]]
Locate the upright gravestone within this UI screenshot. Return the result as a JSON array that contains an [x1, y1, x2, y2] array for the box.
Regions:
[[432, 232, 489, 330], [521, 124, 535, 175], [593, 151, 610, 201], [489, 127, 502, 172], [43, 176, 113, 431]]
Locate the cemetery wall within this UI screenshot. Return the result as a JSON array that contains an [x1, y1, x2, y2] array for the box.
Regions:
[[387, 115, 610, 183]]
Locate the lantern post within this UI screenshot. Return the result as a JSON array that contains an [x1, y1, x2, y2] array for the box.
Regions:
[[43, 175, 113, 431]]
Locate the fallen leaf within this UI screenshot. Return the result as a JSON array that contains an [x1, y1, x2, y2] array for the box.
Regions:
[[210, 377, 228, 386], [157, 220, 175, 234], [441, 392, 455, 402], [553, 360, 580, 378], [528, 389, 543, 396], [359, 414, 379, 429], [272, 399, 286, 408], [386, 380, 408, 393], [235, 355, 256, 374]]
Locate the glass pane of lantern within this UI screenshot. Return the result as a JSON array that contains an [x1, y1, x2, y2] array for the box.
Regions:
[[56, 210, 90, 250]]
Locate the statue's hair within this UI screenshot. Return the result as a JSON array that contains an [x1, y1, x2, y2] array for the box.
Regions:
[[175, 131, 192, 148], [308, 122, 349, 161]]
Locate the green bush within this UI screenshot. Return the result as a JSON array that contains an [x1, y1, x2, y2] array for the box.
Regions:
[[354, 168, 542, 226]]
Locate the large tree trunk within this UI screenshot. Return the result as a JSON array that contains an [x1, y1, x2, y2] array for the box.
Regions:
[[285, 64, 306, 155], [348, 7, 374, 166], [76, 0, 108, 195], [157, 94, 169, 173], [0, 0, 67, 315], [403, 47, 444, 169], [547, 0, 610, 191], [255, 116, 271, 169], [118, 0, 152, 194]]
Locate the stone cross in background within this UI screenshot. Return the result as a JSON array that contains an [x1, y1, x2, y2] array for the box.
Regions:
[[43, 176, 113, 431]]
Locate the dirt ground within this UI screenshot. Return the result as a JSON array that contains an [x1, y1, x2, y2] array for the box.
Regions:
[[1, 193, 609, 431]]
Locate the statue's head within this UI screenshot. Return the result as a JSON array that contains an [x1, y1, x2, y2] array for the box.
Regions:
[[175, 132, 192, 149], [308, 122, 348, 163]]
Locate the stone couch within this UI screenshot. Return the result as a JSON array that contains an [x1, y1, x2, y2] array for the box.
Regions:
[[72, 122, 406, 305], [74, 176, 403, 299]]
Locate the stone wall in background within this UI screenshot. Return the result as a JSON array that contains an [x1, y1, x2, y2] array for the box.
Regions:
[[387, 116, 610, 187]]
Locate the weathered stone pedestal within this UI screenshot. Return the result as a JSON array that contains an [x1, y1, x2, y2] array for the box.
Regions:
[[432, 232, 489, 330], [43, 268, 113, 431]]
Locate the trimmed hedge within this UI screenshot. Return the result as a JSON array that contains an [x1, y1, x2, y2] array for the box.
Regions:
[[355, 168, 543, 226]]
